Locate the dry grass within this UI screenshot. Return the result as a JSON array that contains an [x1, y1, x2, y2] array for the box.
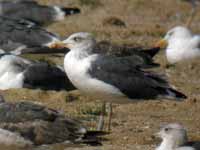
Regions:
[[2, 0, 200, 150]]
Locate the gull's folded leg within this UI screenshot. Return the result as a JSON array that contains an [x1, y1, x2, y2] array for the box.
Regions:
[[97, 102, 106, 131]]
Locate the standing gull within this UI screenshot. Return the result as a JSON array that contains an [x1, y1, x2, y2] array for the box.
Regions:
[[60, 32, 186, 130], [0, 0, 80, 26], [156, 123, 200, 150], [155, 26, 200, 64]]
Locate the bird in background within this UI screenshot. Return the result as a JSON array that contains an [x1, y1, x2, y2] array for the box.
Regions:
[[0, 15, 68, 54], [0, 95, 104, 147], [0, 0, 80, 26], [0, 53, 74, 90], [156, 123, 200, 150], [155, 26, 200, 64], [155, 0, 200, 64]]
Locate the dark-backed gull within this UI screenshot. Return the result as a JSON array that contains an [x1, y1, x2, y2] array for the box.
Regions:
[[60, 32, 186, 131], [0, 0, 80, 26], [0, 53, 74, 90], [0, 16, 67, 54]]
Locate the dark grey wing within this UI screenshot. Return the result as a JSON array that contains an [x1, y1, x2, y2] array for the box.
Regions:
[[0, 16, 58, 51], [89, 55, 186, 100], [23, 62, 75, 91], [0, 1, 80, 26], [139, 47, 160, 58], [0, 101, 61, 123], [94, 41, 160, 68], [95, 40, 160, 57]]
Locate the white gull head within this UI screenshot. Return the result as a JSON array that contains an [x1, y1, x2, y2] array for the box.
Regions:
[[156, 123, 189, 150], [164, 26, 192, 41], [63, 32, 96, 53], [161, 26, 200, 64]]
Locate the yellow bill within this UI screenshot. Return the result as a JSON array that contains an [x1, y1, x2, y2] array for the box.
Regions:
[[155, 39, 168, 48], [48, 41, 68, 49]]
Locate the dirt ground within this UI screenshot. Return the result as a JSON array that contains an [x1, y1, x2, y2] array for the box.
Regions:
[[1, 0, 200, 150]]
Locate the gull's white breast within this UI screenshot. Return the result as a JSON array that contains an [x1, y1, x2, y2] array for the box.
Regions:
[[0, 56, 25, 90], [64, 51, 127, 103], [166, 36, 200, 64]]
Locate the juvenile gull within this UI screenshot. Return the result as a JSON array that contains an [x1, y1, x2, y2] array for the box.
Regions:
[[0, 95, 103, 146], [156, 123, 200, 150], [156, 26, 200, 64], [0, 0, 80, 26], [0, 53, 74, 90], [61, 32, 186, 130]]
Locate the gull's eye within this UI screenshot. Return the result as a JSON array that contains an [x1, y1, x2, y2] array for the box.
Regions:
[[73, 37, 82, 42], [164, 128, 170, 132], [168, 31, 174, 36]]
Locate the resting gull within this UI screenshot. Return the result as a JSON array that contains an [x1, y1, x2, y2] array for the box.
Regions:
[[0, 95, 103, 147], [0, 0, 80, 26], [156, 26, 200, 64], [0, 16, 67, 54], [45, 32, 186, 131], [156, 123, 200, 150], [0, 53, 74, 90]]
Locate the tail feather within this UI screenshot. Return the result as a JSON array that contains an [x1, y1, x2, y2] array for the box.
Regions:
[[76, 131, 108, 146], [140, 62, 160, 68], [61, 7, 80, 15], [18, 46, 69, 55], [141, 47, 160, 58], [165, 88, 187, 100]]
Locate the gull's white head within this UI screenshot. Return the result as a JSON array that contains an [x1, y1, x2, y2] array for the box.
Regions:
[[63, 32, 96, 51], [155, 26, 192, 48], [156, 123, 188, 148], [164, 26, 192, 41]]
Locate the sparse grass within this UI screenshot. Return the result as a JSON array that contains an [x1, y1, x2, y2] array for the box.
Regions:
[[78, 0, 102, 8], [3, 0, 200, 149], [80, 104, 102, 116], [130, 0, 146, 9]]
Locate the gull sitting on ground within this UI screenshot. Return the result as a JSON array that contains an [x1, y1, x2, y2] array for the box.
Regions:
[[0, 0, 80, 26], [156, 26, 200, 64], [0, 95, 104, 147]]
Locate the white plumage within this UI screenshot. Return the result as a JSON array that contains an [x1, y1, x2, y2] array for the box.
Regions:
[[160, 26, 200, 64], [156, 123, 196, 150]]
